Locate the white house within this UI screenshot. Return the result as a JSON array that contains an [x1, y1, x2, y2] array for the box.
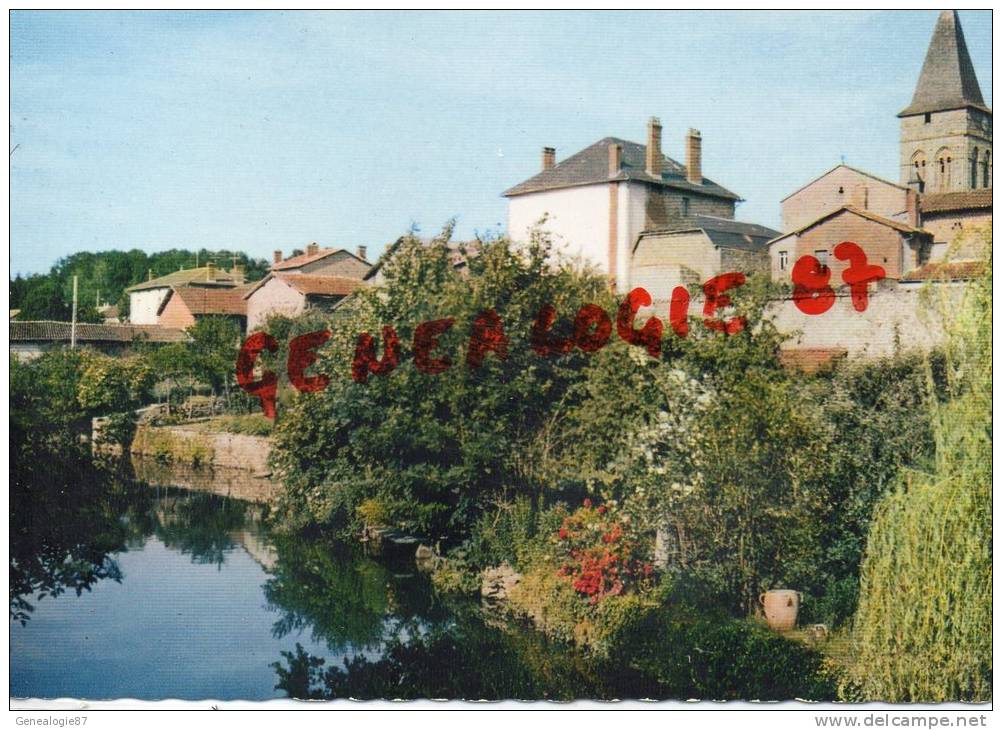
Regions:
[[504, 117, 742, 293]]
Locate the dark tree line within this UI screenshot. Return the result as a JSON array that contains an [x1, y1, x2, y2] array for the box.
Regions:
[[10, 248, 269, 322]]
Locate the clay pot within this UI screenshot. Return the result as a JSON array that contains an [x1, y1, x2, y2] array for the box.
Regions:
[[759, 589, 801, 631]]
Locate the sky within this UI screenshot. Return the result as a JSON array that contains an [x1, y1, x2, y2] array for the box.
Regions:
[[9, 10, 993, 276]]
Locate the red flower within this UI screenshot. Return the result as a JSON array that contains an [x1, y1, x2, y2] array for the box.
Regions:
[[597, 505, 607, 515], [558, 527, 568, 540], [583, 498, 593, 508]]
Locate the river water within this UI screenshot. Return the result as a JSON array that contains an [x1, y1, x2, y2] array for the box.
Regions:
[[10, 456, 634, 702]]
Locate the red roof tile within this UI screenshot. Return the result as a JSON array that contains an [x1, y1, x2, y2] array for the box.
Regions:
[[160, 285, 249, 316], [920, 190, 992, 214], [10, 321, 189, 343], [278, 273, 362, 297], [902, 260, 984, 281]]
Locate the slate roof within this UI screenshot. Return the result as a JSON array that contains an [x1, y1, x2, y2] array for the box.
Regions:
[[920, 189, 993, 214], [10, 321, 189, 343], [899, 10, 989, 117], [157, 285, 249, 317], [125, 267, 243, 293], [503, 137, 740, 200], [243, 272, 363, 299], [636, 216, 781, 253], [271, 247, 370, 271], [902, 260, 984, 282]]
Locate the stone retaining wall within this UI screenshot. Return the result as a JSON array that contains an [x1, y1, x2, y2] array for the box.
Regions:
[[130, 424, 273, 473]]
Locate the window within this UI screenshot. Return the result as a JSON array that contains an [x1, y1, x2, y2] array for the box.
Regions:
[[983, 151, 991, 188], [681, 197, 690, 217], [814, 249, 829, 268], [936, 150, 952, 191], [779, 251, 788, 271], [924, 113, 932, 124], [838, 186, 844, 194], [971, 149, 979, 188]]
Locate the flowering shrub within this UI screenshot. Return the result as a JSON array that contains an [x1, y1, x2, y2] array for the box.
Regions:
[[555, 499, 654, 604]]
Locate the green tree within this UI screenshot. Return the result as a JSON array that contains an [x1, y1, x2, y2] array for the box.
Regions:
[[271, 226, 610, 537]]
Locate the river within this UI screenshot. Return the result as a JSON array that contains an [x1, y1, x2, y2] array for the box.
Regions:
[[10, 455, 642, 702]]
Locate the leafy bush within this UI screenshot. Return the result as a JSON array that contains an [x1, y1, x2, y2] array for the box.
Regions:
[[271, 226, 611, 538], [606, 590, 836, 700]]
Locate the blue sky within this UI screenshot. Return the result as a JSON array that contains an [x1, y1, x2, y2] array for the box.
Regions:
[[10, 10, 992, 276]]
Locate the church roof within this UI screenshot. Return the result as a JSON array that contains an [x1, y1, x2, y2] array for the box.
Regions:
[[766, 206, 931, 246], [899, 10, 989, 117], [502, 137, 740, 201], [920, 189, 993, 214]]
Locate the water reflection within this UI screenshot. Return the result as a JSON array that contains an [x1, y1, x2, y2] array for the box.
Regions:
[[10, 456, 640, 700]]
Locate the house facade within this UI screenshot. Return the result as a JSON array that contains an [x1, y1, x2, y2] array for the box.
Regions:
[[244, 243, 371, 330], [780, 165, 917, 232], [504, 118, 743, 293], [156, 284, 249, 332], [767, 206, 932, 283], [631, 217, 779, 303], [270, 243, 370, 277], [126, 263, 244, 325], [244, 273, 363, 331]]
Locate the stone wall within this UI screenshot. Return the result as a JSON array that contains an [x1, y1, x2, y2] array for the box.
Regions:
[[768, 282, 960, 358], [131, 424, 273, 473]]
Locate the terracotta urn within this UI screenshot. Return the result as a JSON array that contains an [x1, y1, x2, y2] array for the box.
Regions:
[[759, 589, 801, 631]]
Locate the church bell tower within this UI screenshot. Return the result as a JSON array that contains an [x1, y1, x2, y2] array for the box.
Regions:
[[899, 10, 991, 194]]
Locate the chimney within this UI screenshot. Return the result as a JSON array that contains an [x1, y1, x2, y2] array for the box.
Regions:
[[645, 117, 662, 177], [356, 245, 368, 261], [608, 143, 623, 177], [685, 128, 702, 185], [231, 264, 245, 284], [542, 147, 556, 171], [307, 242, 319, 256], [273, 250, 283, 264], [206, 262, 216, 281], [906, 187, 920, 228]]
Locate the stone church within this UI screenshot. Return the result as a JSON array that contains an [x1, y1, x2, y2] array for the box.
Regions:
[[768, 9, 991, 282]]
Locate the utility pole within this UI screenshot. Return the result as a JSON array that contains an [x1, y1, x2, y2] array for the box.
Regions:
[[70, 275, 78, 349]]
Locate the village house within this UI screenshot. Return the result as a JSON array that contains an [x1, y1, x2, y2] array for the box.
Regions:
[[270, 242, 370, 278], [631, 217, 779, 300], [504, 118, 777, 294], [126, 263, 245, 325], [766, 206, 932, 284], [156, 284, 250, 332], [243, 242, 371, 331], [244, 274, 364, 331]]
